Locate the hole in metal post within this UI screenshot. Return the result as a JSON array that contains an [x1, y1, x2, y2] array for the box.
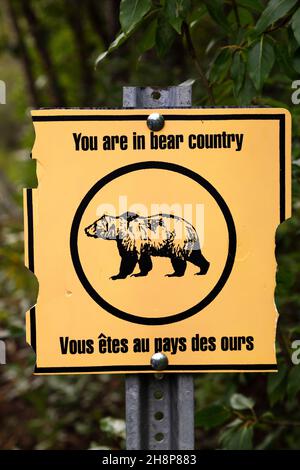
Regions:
[[154, 390, 164, 399], [154, 411, 164, 421], [151, 91, 161, 100], [155, 433, 164, 442]]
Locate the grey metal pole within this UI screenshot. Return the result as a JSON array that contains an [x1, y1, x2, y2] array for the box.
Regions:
[[123, 85, 194, 451]]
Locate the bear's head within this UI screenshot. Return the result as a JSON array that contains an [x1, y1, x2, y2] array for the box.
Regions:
[[84, 214, 117, 240]]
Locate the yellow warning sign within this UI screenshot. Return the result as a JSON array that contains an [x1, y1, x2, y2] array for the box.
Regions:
[[24, 108, 291, 374]]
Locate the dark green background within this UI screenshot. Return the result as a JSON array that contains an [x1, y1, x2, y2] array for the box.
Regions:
[[0, 0, 299, 450]]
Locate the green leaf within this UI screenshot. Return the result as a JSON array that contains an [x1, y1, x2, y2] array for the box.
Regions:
[[256, 428, 281, 450], [189, 5, 207, 29], [230, 393, 255, 410], [220, 421, 254, 450], [292, 8, 300, 45], [255, 0, 298, 35], [209, 48, 232, 84], [238, 0, 264, 13], [156, 14, 176, 58], [248, 36, 275, 91], [236, 7, 255, 26], [137, 19, 158, 54], [203, 0, 230, 32], [287, 366, 300, 400], [120, 0, 152, 34], [267, 364, 287, 406], [293, 47, 300, 72], [231, 52, 246, 96], [232, 426, 254, 450], [195, 404, 231, 430], [95, 32, 128, 66], [275, 42, 298, 79], [164, 0, 191, 34]]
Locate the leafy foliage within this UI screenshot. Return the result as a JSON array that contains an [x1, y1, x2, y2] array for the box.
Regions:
[[120, 0, 152, 34], [248, 36, 275, 90], [195, 404, 231, 430], [230, 393, 255, 411], [255, 0, 298, 35], [0, 0, 300, 450], [220, 419, 254, 450]]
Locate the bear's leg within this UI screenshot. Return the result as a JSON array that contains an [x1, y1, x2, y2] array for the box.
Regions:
[[110, 254, 137, 280], [131, 254, 153, 277], [187, 249, 210, 275], [166, 257, 187, 277]]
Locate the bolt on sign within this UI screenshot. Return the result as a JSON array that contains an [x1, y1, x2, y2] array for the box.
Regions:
[[24, 108, 291, 374]]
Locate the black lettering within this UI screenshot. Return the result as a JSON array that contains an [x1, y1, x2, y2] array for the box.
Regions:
[[102, 135, 128, 150], [160, 134, 167, 149], [208, 337, 216, 351], [133, 337, 149, 352], [200, 336, 208, 351], [86, 339, 94, 354], [60, 336, 69, 354], [120, 338, 129, 353], [221, 336, 229, 351], [120, 135, 128, 150], [150, 132, 158, 149], [221, 336, 253, 351], [99, 338, 107, 353], [73, 132, 81, 150], [69, 339, 77, 354], [246, 336, 254, 350], [154, 337, 162, 353], [178, 337, 187, 352], [150, 132, 184, 150], [133, 132, 145, 150], [112, 338, 120, 353], [188, 134, 196, 149]]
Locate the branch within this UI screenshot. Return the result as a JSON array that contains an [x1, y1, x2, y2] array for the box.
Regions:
[[261, 419, 300, 427], [231, 0, 241, 28], [21, 0, 66, 106], [265, 7, 298, 34], [278, 328, 293, 365], [265, 17, 291, 33], [86, 0, 111, 49], [182, 22, 215, 105], [5, 0, 40, 107], [103, 0, 121, 40], [64, 0, 94, 105], [0, 170, 21, 223]]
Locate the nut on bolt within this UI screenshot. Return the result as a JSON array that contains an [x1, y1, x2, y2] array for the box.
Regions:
[[151, 352, 168, 371], [147, 113, 165, 131]]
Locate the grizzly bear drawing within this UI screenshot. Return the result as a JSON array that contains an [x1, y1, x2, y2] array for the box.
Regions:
[[84, 212, 210, 280]]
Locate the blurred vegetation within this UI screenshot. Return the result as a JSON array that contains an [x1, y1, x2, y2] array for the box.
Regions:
[[0, 0, 299, 450]]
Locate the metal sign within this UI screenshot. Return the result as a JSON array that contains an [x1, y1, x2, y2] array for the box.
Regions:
[[24, 107, 291, 374]]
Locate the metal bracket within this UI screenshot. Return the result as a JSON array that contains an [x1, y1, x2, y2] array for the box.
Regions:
[[123, 85, 192, 109], [123, 85, 194, 450]]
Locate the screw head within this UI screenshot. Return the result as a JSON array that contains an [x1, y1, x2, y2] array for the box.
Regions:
[[147, 113, 165, 131], [151, 352, 168, 371]]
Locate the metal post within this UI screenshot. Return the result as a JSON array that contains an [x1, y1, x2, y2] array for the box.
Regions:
[[123, 86, 194, 450]]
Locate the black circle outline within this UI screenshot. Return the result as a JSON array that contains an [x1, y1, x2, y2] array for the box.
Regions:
[[70, 161, 236, 325]]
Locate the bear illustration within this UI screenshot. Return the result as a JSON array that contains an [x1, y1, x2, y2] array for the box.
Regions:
[[84, 212, 210, 280]]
